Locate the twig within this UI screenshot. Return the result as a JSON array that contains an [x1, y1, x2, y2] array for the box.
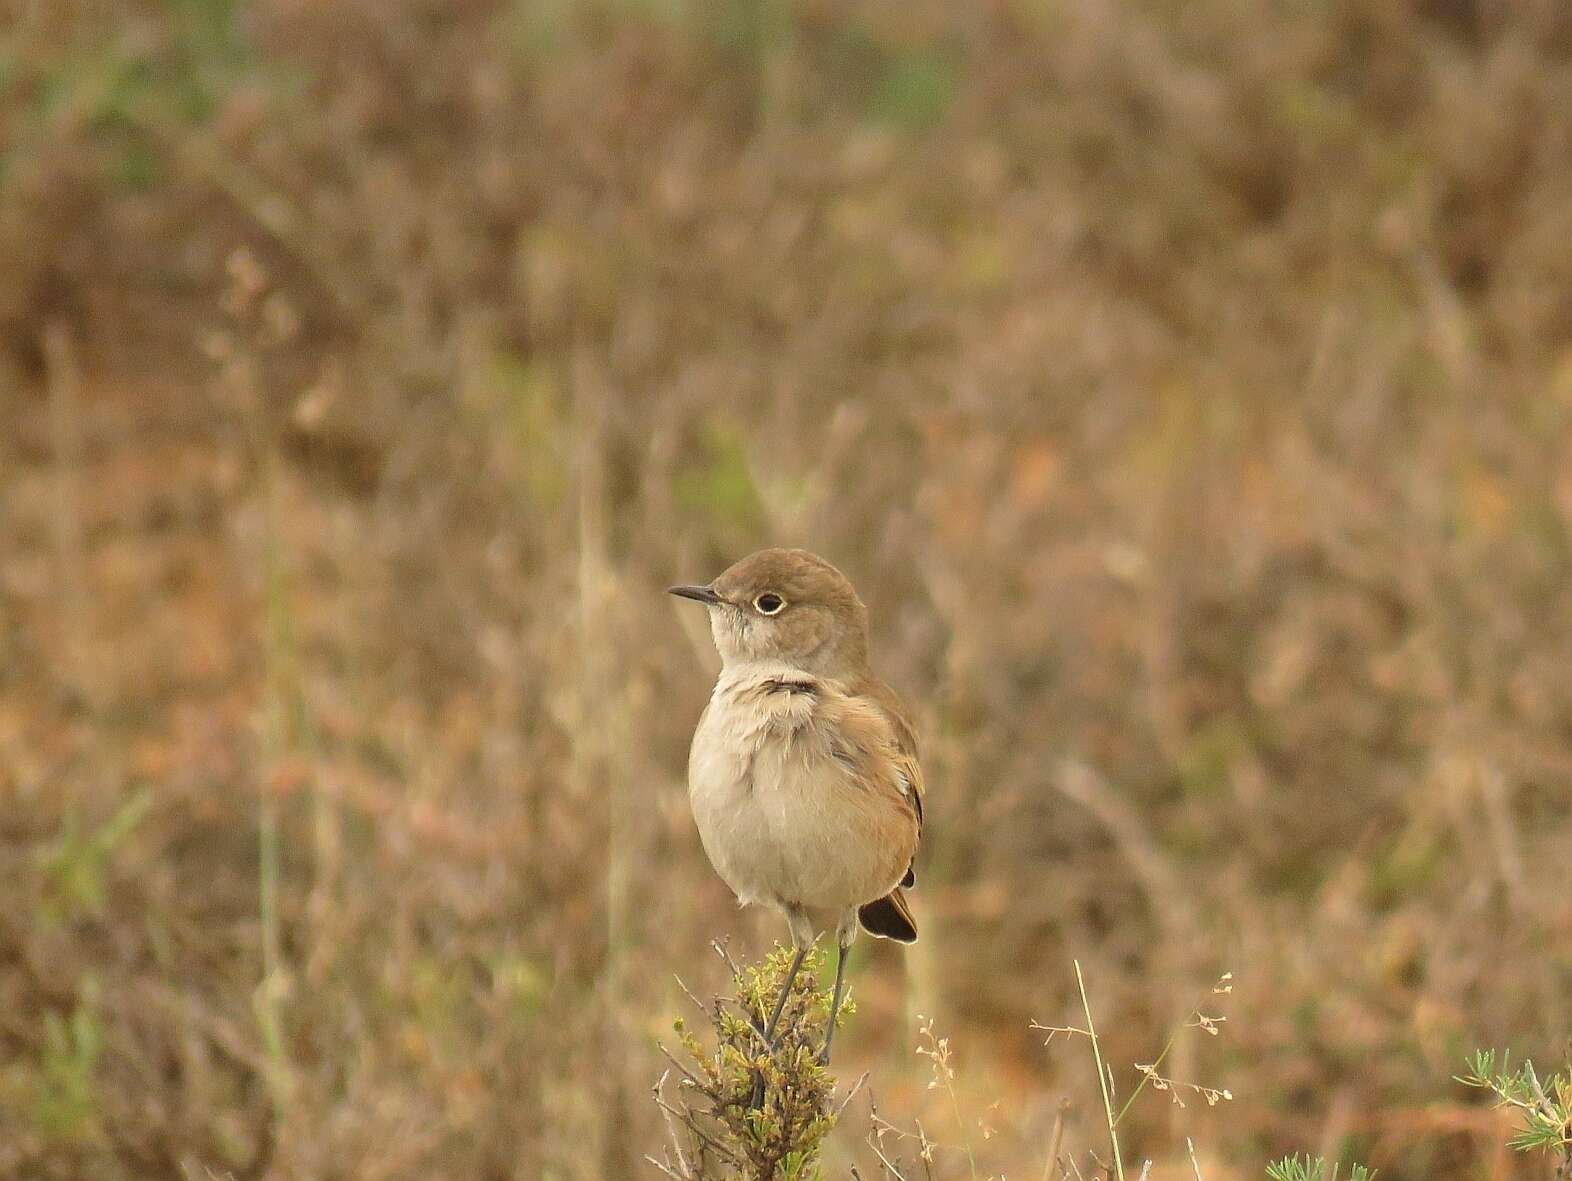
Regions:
[[1130, 1060, 1232, 1109], [654, 1042, 709, 1093], [644, 1154, 688, 1180], [672, 974, 708, 1017], [1115, 988, 1234, 1127], [1525, 1061, 1557, 1121], [1043, 1097, 1070, 1181], [711, 939, 743, 976], [650, 1071, 694, 1179], [836, 1071, 872, 1118], [1076, 960, 1126, 1181], [651, 1093, 746, 1167], [1187, 1136, 1207, 1181], [1032, 1021, 1093, 1043], [867, 1136, 913, 1181]]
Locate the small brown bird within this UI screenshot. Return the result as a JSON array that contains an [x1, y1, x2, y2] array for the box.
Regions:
[[670, 548, 924, 1064]]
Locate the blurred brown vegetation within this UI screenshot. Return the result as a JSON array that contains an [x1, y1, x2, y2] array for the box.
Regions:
[[2, 0, 1572, 1177]]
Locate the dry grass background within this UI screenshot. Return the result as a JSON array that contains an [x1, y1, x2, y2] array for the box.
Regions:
[[2, 0, 1572, 1177]]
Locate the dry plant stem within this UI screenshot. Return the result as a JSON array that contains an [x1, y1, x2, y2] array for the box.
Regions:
[[916, 1017, 979, 1179], [256, 444, 293, 1116], [949, 1079, 980, 1181], [41, 322, 90, 700], [868, 1103, 936, 1181], [1315, 1091, 1354, 1174], [868, 1138, 912, 1181], [674, 974, 708, 1017], [572, 348, 639, 1174], [1043, 1098, 1069, 1181], [646, 1156, 688, 1181], [652, 1090, 745, 1168], [1187, 1137, 1207, 1181], [1076, 960, 1125, 1181], [573, 354, 619, 979], [1115, 1024, 1181, 1126], [654, 1042, 709, 1093], [649, 1071, 694, 1178], [836, 1072, 871, 1119], [1057, 761, 1206, 1131]]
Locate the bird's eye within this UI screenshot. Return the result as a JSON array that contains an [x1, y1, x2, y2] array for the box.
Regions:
[[753, 593, 785, 615]]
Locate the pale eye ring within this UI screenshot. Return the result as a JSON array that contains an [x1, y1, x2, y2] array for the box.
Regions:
[[753, 592, 785, 616]]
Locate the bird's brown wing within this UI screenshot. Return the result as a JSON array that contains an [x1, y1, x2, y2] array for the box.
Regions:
[[823, 674, 923, 942], [849, 673, 924, 886]]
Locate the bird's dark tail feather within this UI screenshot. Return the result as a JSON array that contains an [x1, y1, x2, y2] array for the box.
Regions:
[[859, 889, 917, 943]]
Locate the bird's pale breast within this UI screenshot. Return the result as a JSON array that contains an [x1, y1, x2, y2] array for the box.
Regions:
[[687, 663, 917, 915]]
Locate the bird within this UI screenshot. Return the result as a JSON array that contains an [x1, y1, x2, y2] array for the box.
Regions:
[[669, 547, 924, 1067]]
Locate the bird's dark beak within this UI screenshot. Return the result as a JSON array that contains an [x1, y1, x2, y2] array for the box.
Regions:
[[668, 584, 722, 605]]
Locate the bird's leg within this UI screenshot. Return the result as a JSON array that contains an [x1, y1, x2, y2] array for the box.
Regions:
[[760, 942, 810, 1047], [819, 932, 852, 1066], [751, 915, 815, 1109]]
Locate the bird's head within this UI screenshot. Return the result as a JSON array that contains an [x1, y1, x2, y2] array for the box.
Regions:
[[669, 548, 869, 676]]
